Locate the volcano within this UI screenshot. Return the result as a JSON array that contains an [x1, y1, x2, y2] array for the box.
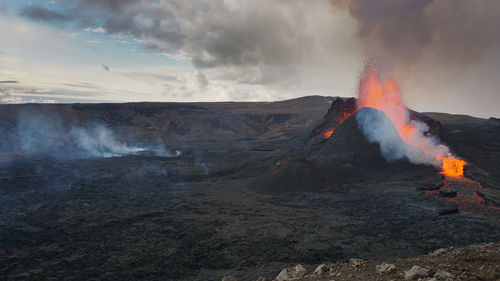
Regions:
[[0, 97, 499, 281], [249, 106, 440, 194]]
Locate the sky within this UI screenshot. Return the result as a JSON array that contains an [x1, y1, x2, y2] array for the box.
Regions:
[[0, 0, 499, 118]]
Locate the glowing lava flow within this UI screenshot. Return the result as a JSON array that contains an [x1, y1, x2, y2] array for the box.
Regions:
[[323, 129, 334, 138], [440, 157, 467, 177], [422, 177, 500, 219], [357, 66, 466, 177], [323, 112, 354, 139]]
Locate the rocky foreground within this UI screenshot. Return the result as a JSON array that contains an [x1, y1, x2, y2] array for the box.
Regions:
[[221, 242, 499, 281]]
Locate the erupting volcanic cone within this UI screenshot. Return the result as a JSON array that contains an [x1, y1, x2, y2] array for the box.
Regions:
[[309, 97, 357, 140], [250, 107, 432, 193]]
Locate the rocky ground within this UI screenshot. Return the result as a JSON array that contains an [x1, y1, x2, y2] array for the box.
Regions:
[[0, 97, 499, 280], [244, 241, 499, 281]]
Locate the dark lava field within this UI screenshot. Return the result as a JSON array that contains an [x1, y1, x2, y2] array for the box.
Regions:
[[0, 96, 499, 280]]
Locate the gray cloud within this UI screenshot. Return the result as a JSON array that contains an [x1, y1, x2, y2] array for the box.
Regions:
[[0, 81, 18, 84], [20, 5, 71, 22], [328, 0, 500, 69], [20, 1, 313, 72], [26, 0, 499, 73], [15, 0, 500, 117]]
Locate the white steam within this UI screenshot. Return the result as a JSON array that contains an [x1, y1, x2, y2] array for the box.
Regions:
[[356, 107, 451, 167], [70, 126, 146, 157], [8, 112, 181, 159]]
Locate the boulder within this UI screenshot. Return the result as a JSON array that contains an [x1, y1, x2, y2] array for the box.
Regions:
[[312, 264, 332, 276], [375, 263, 396, 274], [434, 270, 454, 279], [275, 264, 308, 281], [404, 266, 429, 280], [349, 258, 365, 268], [429, 248, 447, 257]]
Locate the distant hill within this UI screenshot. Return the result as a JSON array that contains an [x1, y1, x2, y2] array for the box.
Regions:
[[423, 112, 486, 126], [0, 96, 335, 144]]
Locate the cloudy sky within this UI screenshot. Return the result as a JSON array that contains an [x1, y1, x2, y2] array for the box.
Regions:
[[0, 0, 499, 118]]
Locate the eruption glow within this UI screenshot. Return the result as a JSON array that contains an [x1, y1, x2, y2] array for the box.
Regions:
[[356, 66, 466, 177], [440, 157, 467, 177], [323, 112, 353, 138], [323, 129, 334, 138]]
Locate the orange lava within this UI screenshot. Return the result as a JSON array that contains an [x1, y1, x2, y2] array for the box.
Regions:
[[358, 67, 418, 144], [422, 177, 500, 219], [440, 157, 467, 177], [323, 129, 334, 138], [357, 66, 466, 176], [323, 112, 354, 139]]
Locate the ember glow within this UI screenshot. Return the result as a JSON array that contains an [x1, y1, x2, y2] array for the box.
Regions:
[[357, 66, 466, 177], [323, 129, 334, 138], [322, 112, 353, 139]]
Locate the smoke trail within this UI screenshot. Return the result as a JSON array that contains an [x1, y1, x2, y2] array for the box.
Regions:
[[16, 112, 64, 156], [70, 125, 146, 157], [5, 112, 181, 159]]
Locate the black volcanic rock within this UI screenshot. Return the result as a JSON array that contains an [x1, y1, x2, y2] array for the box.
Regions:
[[250, 108, 412, 193], [304, 108, 389, 166], [310, 97, 441, 143], [439, 189, 457, 198], [1, 99, 500, 281], [309, 97, 357, 140]]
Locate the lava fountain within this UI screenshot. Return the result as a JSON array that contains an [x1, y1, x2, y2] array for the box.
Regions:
[[357, 65, 466, 177]]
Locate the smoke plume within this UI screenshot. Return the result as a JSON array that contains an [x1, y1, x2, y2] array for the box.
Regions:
[[328, 0, 500, 69], [356, 107, 447, 167], [4, 112, 181, 160], [70, 125, 146, 157], [355, 64, 455, 168]]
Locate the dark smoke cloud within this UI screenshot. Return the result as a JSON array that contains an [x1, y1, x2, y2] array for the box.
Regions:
[[328, 0, 500, 68]]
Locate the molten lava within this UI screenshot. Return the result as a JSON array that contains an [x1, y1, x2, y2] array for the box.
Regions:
[[322, 112, 354, 139], [323, 129, 334, 138], [357, 66, 466, 177], [440, 157, 467, 177]]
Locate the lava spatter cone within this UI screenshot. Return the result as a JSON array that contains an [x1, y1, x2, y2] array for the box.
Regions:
[[249, 108, 430, 193]]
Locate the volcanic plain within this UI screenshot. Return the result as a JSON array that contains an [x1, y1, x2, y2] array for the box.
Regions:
[[0, 96, 499, 280]]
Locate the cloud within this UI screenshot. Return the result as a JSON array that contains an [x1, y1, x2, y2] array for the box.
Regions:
[[328, 0, 500, 70], [0, 81, 18, 84], [18, 0, 359, 85], [12, 0, 500, 117], [20, 5, 71, 22], [85, 27, 106, 33]]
